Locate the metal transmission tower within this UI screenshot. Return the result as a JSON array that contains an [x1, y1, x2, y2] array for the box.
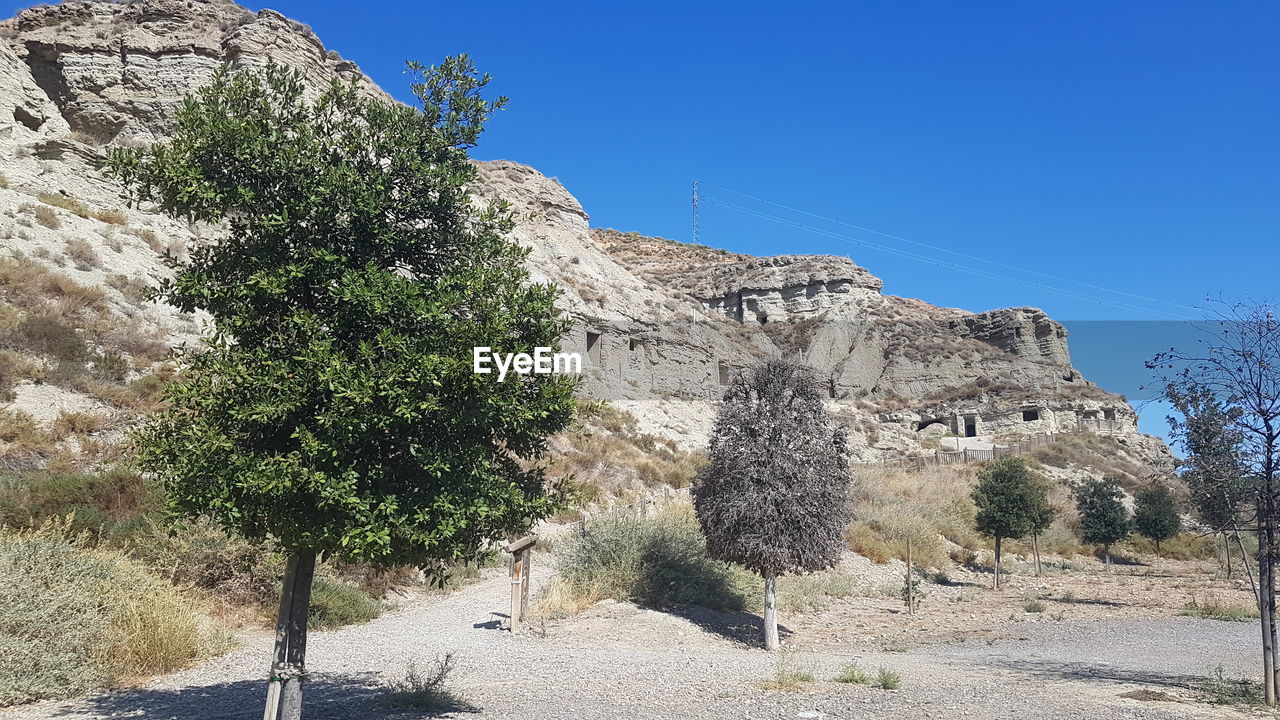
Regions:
[[691, 180, 701, 245]]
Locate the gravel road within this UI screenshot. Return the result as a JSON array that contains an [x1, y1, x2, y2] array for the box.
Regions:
[[1, 566, 1260, 720]]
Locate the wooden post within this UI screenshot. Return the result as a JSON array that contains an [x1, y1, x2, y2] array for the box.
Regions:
[[506, 536, 536, 633], [906, 537, 914, 615]]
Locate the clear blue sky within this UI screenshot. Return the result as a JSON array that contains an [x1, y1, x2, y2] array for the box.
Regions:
[[167, 0, 1274, 325], [8, 1, 1275, 437]]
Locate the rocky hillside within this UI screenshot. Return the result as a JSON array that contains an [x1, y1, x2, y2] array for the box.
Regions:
[[0, 0, 1170, 477]]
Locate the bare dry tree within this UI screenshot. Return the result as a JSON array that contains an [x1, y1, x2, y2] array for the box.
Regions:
[[1151, 299, 1279, 703], [692, 359, 854, 650]]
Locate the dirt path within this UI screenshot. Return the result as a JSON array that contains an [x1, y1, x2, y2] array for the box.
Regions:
[[1, 565, 1261, 720]]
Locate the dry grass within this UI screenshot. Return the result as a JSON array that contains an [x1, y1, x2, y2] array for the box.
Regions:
[[1030, 433, 1149, 484], [549, 404, 705, 503], [50, 410, 108, 439], [94, 208, 127, 225], [21, 202, 61, 229], [37, 192, 92, 219], [846, 465, 981, 568], [64, 238, 100, 270], [0, 522, 225, 704]]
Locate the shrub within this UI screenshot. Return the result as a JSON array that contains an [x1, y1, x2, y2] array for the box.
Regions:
[[875, 667, 902, 690], [0, 523, 217, 705], [37, 192, 92, 219], [95, 208, 127, 225], [1201, 665, 1264, 705], [381, 654, 473, 712], [835, 662, 871, 684], [0, 467, 160, 538], [125, 516, 280, 605], [1180, 594, 1259, 622], [0, 409, 54, 456], [761, 648, 814, 691], [30, 204, 61, 229], [306, 577, 382, 629], [555, 504, 749, 611], [51, 410, 107, 438], [1024, 599, 1047, 613], [105, 273, 152, 304], [15, 313, 87, 361], [64, 238, 101, 270], [0, 171, 8, 189]]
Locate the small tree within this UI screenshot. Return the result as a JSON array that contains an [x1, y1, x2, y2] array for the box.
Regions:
[[1029, 494, 1055, 577], [693, 360, 854, 651], [1151, 302, 1279, 702], [1167, 385, 1253, 579], [1076, 477, 1131, 570], [107, 59, 576, 719], [971, 457, 1050, 589], [1133, 483, 1181, 559]]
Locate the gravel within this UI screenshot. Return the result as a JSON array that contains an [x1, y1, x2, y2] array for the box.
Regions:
[[0, 566, 1260, 720]]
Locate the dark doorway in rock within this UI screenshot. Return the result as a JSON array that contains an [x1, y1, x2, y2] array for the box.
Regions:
[[586, 332, 601, 365], [1022, 410, 1040, 422], [964, 418, 977, 437], [717, 361, 731, 386]]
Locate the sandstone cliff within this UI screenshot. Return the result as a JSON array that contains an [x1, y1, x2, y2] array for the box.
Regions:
[[0, 0, 1170, 473]]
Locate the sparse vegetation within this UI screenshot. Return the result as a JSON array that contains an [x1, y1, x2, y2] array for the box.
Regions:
[[834, 662, 871, 684], [1200, 665, 1264, 706], [305, 578, 382, 629], [381, 654, 473, 712], [37, 192, 92, 219], [95, 208, 128, 225], [1180, 594, 1260, 622], [875, 667, 902, 690], [552, 504, 747, 612], [760, 648, 815, 691], [64, 238, 101, 270], [0, 522, 221, 706]]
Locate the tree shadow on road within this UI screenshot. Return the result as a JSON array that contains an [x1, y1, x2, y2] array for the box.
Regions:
[[49, 673, 479, 720], [664, 604, 791, 648], [983, 657, 1205, 692]]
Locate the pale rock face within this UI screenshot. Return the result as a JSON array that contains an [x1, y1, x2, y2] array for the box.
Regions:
[[0, 0, 1169, 470]]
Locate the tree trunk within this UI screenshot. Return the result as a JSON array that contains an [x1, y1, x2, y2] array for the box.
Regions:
[[1155, 538, 1161, 560], [1104, 544, 1111, 572], [1224, 533, 1233, 579], [763, 573, 779, 651], [1032, 533, 1042, 577], [265, 550, 317, 720], [1235, 529, 1259, 605], [1261, 544, 1276, 705], [993, 537, 1001, 590]]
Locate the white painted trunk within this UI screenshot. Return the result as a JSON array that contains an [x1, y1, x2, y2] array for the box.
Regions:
[[763, 573, 779, 651]]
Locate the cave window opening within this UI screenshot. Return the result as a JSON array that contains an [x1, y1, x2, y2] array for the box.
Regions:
[[1022, 410, 1040, 422], [586, 332, 602, 365]]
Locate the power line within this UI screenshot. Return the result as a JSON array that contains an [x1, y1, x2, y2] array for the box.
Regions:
[[700, 195, 1193, 320], [697, 180, 1199, 318]]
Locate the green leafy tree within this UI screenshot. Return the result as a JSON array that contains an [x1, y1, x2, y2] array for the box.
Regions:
[[1166, 384, 1254, 578], [1133, 483, 1181, 558], [693, 360, 854, 650], [971, 457, 1051, 589], [1076, 477, 1131, 570], [106, 58, 575, 718]]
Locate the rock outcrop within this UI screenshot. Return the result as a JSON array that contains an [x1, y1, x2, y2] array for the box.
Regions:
[[0, 0, 1165, 467]]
